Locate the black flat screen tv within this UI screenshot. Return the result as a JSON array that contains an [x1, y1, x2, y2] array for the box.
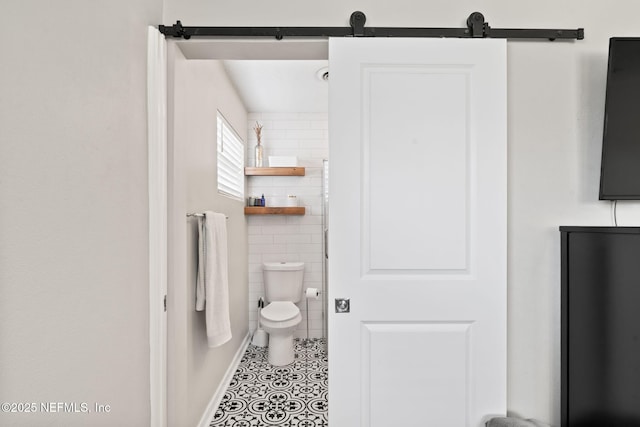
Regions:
[[600, 38, 640, 200], [560, 227, 640, 426]]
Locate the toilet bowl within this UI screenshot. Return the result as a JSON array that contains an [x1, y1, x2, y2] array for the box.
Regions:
[[261, 262, 305, 366], [260, 301, 302, 366]]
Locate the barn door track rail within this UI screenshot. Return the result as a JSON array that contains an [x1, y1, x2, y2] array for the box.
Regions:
[[159, 11, 584, 41]]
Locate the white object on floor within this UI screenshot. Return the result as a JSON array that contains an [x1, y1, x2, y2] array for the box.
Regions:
[[195, 211, 232, 348], [261, 301, 302, 365], [252, 298, 269, 347], [260, 262, 305, 365], [251, 327, 268, 347]]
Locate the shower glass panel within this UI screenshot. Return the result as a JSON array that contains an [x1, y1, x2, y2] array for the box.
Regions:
[[322, 159, 329, 342]]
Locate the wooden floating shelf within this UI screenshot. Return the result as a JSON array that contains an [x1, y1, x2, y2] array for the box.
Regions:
[[244, 167, 305, 176], [244, 207, 306, 215]]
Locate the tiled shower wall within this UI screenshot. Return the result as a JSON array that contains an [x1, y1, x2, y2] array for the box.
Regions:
[[246, 112, 328, 339]]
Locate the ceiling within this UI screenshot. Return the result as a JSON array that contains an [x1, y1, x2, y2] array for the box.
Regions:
[[222, 60, 329, 113]]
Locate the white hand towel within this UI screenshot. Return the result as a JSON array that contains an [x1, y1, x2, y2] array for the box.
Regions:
[[195, 211, 232, 348]]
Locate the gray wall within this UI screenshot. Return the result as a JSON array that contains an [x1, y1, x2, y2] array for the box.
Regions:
[[0, 0, 162, 426], [168, 56, 249, 427], [162, 1, 640, 425]]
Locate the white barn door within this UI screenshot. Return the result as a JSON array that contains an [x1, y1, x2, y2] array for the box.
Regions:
[[328, 38, 507, 427]]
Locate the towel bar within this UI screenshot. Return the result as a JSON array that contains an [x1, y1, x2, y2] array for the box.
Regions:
[[187, 213, 229, 219]]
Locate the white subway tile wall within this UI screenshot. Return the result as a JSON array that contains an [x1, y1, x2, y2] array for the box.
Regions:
[[247, 113, 328, 339]]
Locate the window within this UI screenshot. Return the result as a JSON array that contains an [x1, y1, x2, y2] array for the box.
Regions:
[[217, 112, 245, 200]]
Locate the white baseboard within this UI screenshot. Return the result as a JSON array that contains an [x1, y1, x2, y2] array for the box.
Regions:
[[196, 331, 251, 427]]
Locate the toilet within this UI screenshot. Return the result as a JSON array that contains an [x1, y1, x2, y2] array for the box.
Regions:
[[260, 261, 304, 366]]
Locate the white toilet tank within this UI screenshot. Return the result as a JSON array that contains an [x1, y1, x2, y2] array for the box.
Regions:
[[263, 262, 304, 303]]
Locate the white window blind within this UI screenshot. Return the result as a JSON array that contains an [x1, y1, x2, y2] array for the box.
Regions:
[[217, 112, 244, 200]]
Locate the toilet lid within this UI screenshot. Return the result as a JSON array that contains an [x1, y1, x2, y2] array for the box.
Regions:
[[261, 301, 300, 322]]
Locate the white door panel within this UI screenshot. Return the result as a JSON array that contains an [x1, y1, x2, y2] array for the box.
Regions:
[[366, 67, 469, 272], [328, 38, 506, 426], [362, 321, 472, 427]]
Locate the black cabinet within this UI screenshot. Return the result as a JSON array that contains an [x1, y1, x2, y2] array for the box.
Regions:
[[561, 227, 640, 426]]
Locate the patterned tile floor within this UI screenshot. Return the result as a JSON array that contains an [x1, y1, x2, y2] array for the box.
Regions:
[[210, 338, 328, 427]]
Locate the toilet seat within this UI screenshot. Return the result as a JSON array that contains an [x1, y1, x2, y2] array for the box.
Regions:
[[261, 301, 300, 322]]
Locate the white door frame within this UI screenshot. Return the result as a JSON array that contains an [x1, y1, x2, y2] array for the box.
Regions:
[[147, 26, 168, 427], [146, 36, 329, 427]]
